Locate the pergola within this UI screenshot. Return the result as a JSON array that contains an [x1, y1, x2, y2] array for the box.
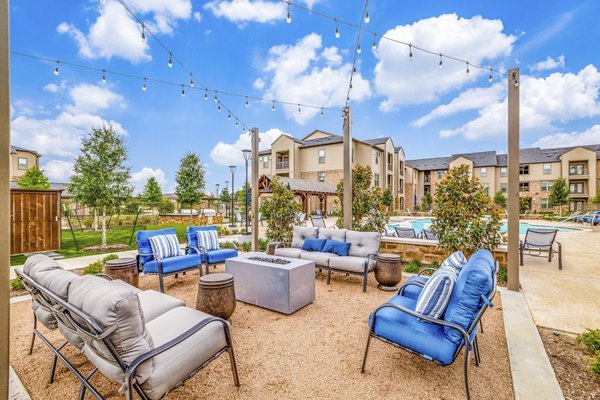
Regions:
[[257, 175, 338, 215]]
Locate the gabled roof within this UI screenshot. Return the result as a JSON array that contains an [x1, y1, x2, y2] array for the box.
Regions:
[[11, 145, 40, 156], [299, 135, 343, 148], [260, 175, 336, 194], [301, 129, 336, 141], [363, 137, 391, 146]]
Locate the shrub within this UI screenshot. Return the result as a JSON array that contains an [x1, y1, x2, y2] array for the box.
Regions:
[[231, 229, 239, 235], [217, 225, 229, 236], [404, 259, 422, 274], [590, 356, 600, 380], [260, 177, 301, 243], [82, 254, 119, 275], [158, 201, 175, 214], [258, 238, 268, 251], [10, 277, 25, 291], [578, 329, 600, 355], [220, 242, 236, 249], [497, 266, 508, 285], [242, 242, 251, 252]]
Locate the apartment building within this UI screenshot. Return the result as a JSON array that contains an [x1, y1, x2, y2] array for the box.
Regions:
[[405, 144, 600, 212], [10, 145, 40, 180], [258, 130, 407, 211]]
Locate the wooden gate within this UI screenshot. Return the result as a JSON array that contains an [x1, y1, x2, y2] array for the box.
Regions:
[[10, 189, 62, 255]]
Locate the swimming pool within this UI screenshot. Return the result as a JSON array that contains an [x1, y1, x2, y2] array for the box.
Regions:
[[389, 218, 581, 236]]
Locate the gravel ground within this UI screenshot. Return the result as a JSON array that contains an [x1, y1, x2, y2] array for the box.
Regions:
[[10, 266, 513, 399]]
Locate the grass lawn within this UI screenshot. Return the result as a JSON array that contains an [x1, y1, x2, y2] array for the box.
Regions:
[[10, 223, 193, 266]]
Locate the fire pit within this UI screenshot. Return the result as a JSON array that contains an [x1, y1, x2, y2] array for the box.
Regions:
[[248, 256, 291, 265]]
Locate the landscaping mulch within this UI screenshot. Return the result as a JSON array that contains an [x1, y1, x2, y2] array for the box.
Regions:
[[10, 267, 513, 399], [539, 327, 600, 400]]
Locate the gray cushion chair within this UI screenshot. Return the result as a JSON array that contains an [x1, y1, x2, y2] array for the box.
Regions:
[[16, 255, 240, 400], [274, 226, 380, 292]]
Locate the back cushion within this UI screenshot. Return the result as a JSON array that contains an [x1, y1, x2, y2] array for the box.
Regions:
[[186, 225, 217, 249], [35, 268, 78, 301], [136, 228, 177, 264], [23, 254, 62, 279], [468, 249, 496, 275], [291, 226, 319, 248], [346, 231, 380, 258], [148, 234, 182, 259], [197, 230, 220, 251], [443, 259, 493, 345], [68, 275, 154, 381], [318, 228, 347, 242]]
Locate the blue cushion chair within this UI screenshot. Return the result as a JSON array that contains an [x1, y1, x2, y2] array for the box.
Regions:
[[361, 249, 498, 400], [136, 228, 202, 293], [186, 226, 238, 275]]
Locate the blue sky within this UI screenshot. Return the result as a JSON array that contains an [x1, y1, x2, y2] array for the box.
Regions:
[[9, 0, 600, 194]]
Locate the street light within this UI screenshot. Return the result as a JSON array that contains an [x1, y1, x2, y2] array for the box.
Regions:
[[229, 166, 236, 227], [215, 183, 220, 215], [242, 149, 252, 234]]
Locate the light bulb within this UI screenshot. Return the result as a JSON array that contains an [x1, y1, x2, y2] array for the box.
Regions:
[[190, 75, 194, 88], [372, 34, 377, 51], [438, 54, 443, 68], [99, 0, 105, 4], [298, 104, 301, 113], [101, 70, 106, 83], [272, 101, 275, 111], [320, 108, 324, 117], [335, 20, 340, 39], [142, 78, 147, 91], [286, 8, 291, 23], [245, 96, 249, 107], [357, 43, 361, 54], [204, 89, 208, 100], [235, 119, 239, 127], [514, 80, 519, 88], [364, 10, 370, 24], [214, 92, 218, 102], [141, 24, 145, 42], [488, 68, 493, 83], [53, 65, 59, 76], [168, 52, 173, 68], [228, 111, 231, 119], [409, 44, 413, 60], [218, 103, 221, 112], [181, 85, 185, 97], [466, 62, 470, 74]]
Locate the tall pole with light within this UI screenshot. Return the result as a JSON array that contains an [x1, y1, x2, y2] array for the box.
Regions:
[[215, 183, 220, 215], [223, 181, 228, 218], [242, 149, 251, 234], [229, 166, 236, 227]]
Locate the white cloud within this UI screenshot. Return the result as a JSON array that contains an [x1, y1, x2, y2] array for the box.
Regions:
[[529, 55, 565, 72], [256, 33, 371, 124], [426, 65, 600, 139], [534, 125, 600, 148], [43, 83, 60, 93], [65, 83, 126, 114], [130, 167, 173, 194], [193, 11, 202, 22], [253, 78, 265, 90], [58, 0, 192, 63], [204, 0, 320, 25], [210, 128, 290, 166], [374, 13, 516, 110], [42, 160, 74, 182]]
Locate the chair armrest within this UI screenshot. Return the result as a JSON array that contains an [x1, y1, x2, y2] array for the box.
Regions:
[[136, 252, 158, 265], [124, 316, 230, 389], [398, 279, 425, 296], [93, 274, 113, 281], [417, 268, 437, 277], [364, 252, 379, 273]]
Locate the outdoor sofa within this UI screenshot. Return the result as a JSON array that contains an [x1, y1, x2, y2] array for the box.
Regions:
[[16, 254, 240, 400], [274, 226, 380, 292]]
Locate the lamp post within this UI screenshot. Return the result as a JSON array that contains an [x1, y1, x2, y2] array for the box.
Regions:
[[229, 166, 236, 227], [242, 149, 252, 234], [215, 183, 220, 215], [223, 181, 228, 218]]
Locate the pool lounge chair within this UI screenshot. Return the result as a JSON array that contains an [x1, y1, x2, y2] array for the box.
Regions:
[[310, 215, 328, 228], [394, 226, 417, 238], [519, 228, 562, 270], [295, 212, 307, 226], [422, 229, 439, 240]]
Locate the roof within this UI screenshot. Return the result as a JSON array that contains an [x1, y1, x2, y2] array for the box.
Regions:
[[258, 149, 271, 156], [406, 144, 600, 170], [363, 137, 391, 146], [10, 181, 68, 195], [262, 175, 337, 194], [10, 145, 40, 156], [299, 135, 343, 148]]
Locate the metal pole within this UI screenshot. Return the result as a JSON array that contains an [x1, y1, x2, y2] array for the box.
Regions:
[[245, 158, 249, 233], [507, 68, 520, 291], [215, 184, 220, 216], [343, 106, 353, 229], [229, 171, 236, 227], [251, 128, 259, 251], [0, 0, 10, 396]]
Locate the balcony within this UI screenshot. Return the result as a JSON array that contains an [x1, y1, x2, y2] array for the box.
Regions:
[[387, 163, 393, 172], [424, 176, 431, 184], [569, 170, 589, 179], [569, 191, 588, 198], [276, 161, 289, 171]]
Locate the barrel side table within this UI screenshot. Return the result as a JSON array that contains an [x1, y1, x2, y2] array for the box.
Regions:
[[196, 273, 236, 320], [375, 253, 403, 291], [104, 257, 139, 288]]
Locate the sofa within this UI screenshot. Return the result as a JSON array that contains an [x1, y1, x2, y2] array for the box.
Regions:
[[274, 226, 380, 292], [16, 254, 240, 400]]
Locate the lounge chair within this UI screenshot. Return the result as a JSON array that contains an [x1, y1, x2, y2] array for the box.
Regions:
[[361, 249, 498, 400], [577, 211, 600, 225], [186, 225, 238, 275], [423, 229, 439, 240], [316, 209, 323, 216], [136, 228, 202, 293], [310, 215, 327, 228], [394, 226, 417, 238], [295, 212, 307, 226], [519, 228, 562, 270]]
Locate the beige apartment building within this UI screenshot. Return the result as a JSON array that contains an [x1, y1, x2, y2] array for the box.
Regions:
[[405, 144, 600, 212], [258, 130, 407, 212], [10, 145, 40, 180]]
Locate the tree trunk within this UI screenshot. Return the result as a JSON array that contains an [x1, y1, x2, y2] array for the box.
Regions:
[[93, 208, 98, 231], [102, 206, 107, 246]]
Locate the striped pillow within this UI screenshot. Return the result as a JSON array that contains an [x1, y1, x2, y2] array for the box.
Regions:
[[148, 234, 182, 259], [441, 251, 467, 273], [197, 230, 220, 251], [415, 267, 459, 319]]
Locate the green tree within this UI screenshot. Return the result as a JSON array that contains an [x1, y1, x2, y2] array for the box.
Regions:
[[68, 125, 133, 245], [260, 177, 300, 243], [16, 166, 50, 189], [141, 176, 163, 203], [421, 192, 433, 211], [335, 165, 388, 233], [431, 164, 503, 256], [519, 197, 531, 214], [382, 187, 394, 209], [592, 187, 600, 205], [494, 191, 507, 208], [549, 177, 569, 216], [219, 187, 232, 215], [235, 182, 251, 208], [175, 152, 205, 211]]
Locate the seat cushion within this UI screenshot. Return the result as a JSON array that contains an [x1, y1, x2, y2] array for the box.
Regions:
[[138, 290, 186, 323], [346, 231, 380, 258], [301, 238, 327, 252], [202, 248, 238, 264], [143, 254, 201, 274], [300, 251, 337, 267], [329, 255, 376, 273], [137, 228, 177, 264], [370, 295, 459, 366], [400, 276, 428, 300], [142, 307, 228, 400], [274, 247, 305, 258], [318, 228, 347, 242], [291, 226, 319, 248]]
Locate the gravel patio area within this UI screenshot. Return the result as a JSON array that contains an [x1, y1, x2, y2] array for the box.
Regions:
[[10, 265, 513, 399]]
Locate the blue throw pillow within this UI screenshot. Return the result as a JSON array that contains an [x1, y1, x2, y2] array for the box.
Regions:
[[323, 239, 350, 256], [302, 238, 327, 252]]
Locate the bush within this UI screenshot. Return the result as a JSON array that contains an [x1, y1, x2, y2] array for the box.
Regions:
[[10, 277, 25, 291], [217, 225, 230, 236], [404, 259, 422, 273], [578, 329, 600, 355], [231, 229, 239, 235], [497, 266, 508, 285], [261, 177, 301, 243], [258, 238, 268, 251], [242, 241, 251, 252], [590, 356, 600, 380], [220, 241, 236, 249], [82, 254, 119, 275], [158, 201, 175, 214]]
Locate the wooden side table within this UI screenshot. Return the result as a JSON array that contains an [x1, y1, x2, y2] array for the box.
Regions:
[[196, 273, 236, 320], [375, 253, 402, 291], [104, 257, 139, 288]]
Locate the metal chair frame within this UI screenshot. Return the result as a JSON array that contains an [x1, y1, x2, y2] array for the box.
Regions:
[[326, 252, 379, 293], [136, 244, 201, 293], [519, 228, 562, 270], [310, 215, 327, 228], [394, 226, 417, 238]]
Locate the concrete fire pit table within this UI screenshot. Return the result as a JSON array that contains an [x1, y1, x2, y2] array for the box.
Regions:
[[225, 252, 315, 314]]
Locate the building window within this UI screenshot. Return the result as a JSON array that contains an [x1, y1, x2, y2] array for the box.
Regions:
[[543, 163, 552, 175], [318, 172, 325, 182], [541, 181, 553, 192], [262, 156, 270, 169], [500, 183, 507, 193], [500, 167, 507, 177], [318, 149, 326, 164], [436, 170, 445, 180], [569, 163, 586, 175], [541, 199, 550, 209], [570, 182, 585, 194], [18, 157, 28, 170], [398, 179, 404, 194], [519, 182, 529, 192], [480, 167, 487, 177], [519, 165, 529, 175], [373, 150, 381, 165], [374, 173, 380, 187]]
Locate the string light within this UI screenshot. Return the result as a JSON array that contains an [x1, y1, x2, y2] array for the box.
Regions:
[[141, 23, 145, 42], [335, 19, 340, 39], [214, 91, 218, 102], [272, 100, 275, 111], [235, 119, 239, 127], [181, 84, 185, 97], [245, 96, 249, 107], [357, 43, 361, 54], [364, 9, 370, 24], [372, 33, 377, 51], [298, 104, 301, 113], [218, 103, 221, 112], [204, 89, 208, 100], [189, 73, 194, 88], [512, 71, 519, 88], [409, 43, 413, 60], [286, 2, 292, 23], [167, 52, 173, 68], [320, 107, 324, 117], [53, 61, 59, 76], [488, 67, 493, 83], [228, 111, 231, 119], [142, 77, 147, 91], [466, 61, 470, 74]]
